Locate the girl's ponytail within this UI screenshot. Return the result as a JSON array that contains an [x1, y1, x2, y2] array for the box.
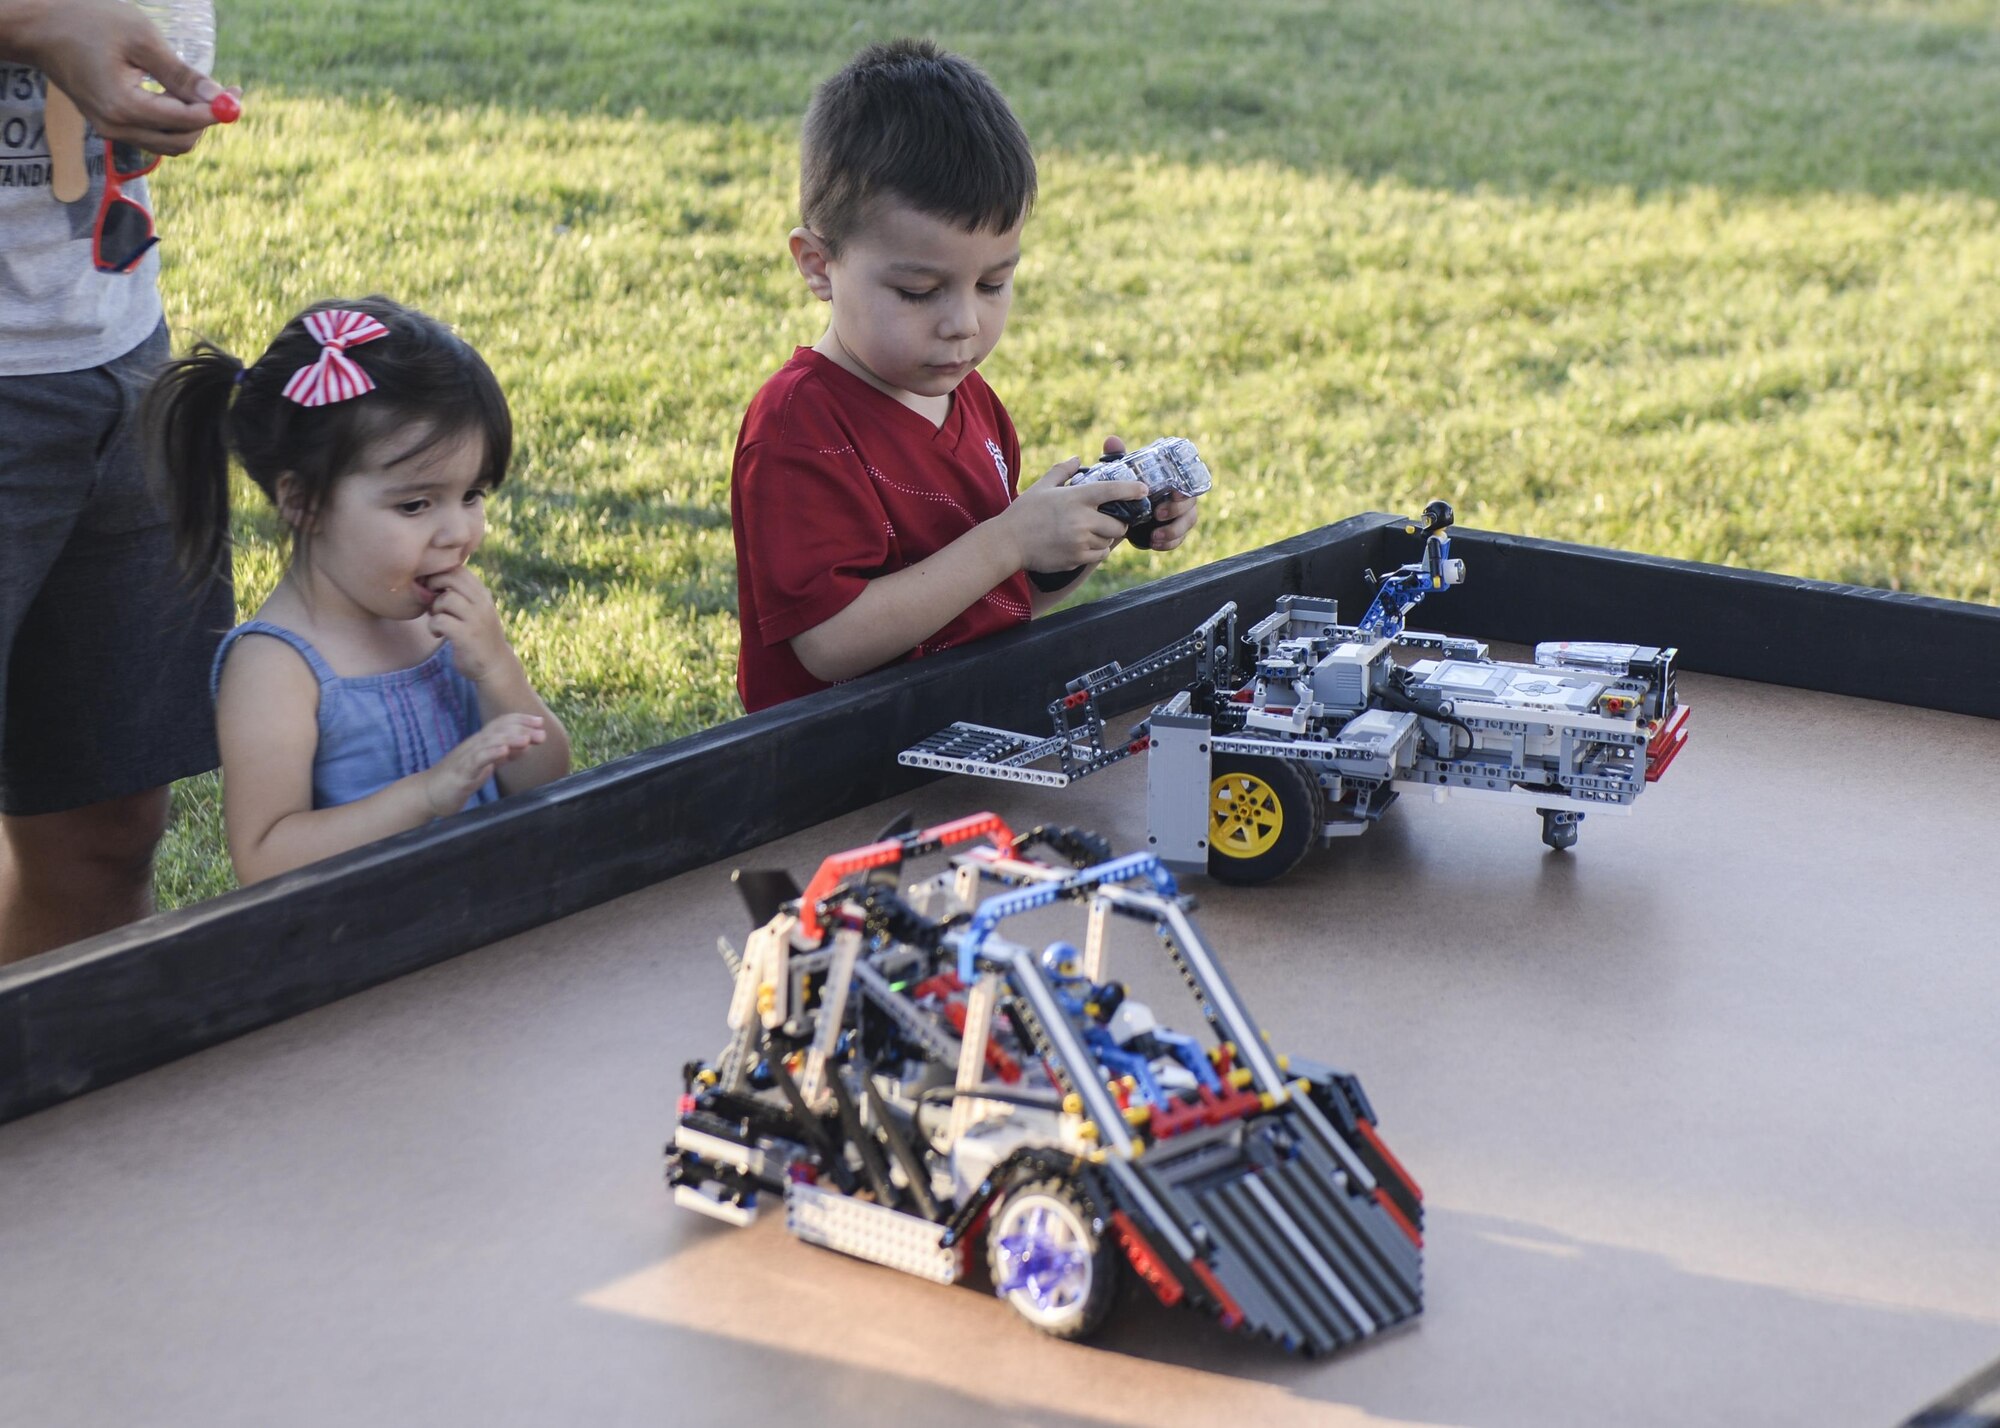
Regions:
[[142, 341, 244, 586]]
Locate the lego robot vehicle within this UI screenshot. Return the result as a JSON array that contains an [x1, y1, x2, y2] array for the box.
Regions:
[[667, 814, 1424, 1356], [901, 502, 1692, 884]]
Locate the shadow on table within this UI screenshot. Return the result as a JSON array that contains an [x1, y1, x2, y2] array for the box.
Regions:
[[1087, 1207, 2000, 1428], [592, 1191, 1997, 1428]]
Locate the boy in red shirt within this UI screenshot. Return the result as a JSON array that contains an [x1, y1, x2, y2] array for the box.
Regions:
[[731, 39, 1200, 712]]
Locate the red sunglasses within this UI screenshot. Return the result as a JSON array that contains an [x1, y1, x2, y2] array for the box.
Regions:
[[92, 140, 161, 275]]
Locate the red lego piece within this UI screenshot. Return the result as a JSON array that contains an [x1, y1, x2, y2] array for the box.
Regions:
[[1112, 1210, 1184, 1308], [1189, 1258, 1245, 1330], [940, 1000, 1021, 1082], [797, 813, 1016, 939], [1202, 1085, 1264, 1127], [1645, 703, 1692, 782], [1148, 1096, 1207, 1140], [1375, 1187, 1423, 1249], [1355, 1117, 1425, 1203], [910, 971, 963, 1003]]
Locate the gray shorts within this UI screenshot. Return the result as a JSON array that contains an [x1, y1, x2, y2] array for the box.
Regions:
[[0, 323, 233, 816]]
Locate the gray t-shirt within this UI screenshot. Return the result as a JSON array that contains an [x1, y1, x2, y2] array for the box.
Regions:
[[0, 59, 163, 377]]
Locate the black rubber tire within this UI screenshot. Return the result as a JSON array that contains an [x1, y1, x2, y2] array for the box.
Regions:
[[986, 1174, 1120, 1342], [1206, 753, 1321, 885]]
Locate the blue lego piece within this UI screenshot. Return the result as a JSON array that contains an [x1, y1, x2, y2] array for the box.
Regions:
[[1356, 500, 1462, 639], [957, 853, 1178, 982]]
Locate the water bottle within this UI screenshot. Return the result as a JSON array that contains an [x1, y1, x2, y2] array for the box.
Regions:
[[133, 0, 237, 121], [133, 0, 216, 77], [47, 0, 226, 205]]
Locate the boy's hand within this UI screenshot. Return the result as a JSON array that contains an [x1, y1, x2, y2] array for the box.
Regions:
[[422, 566, 517, 686], [423, 714, 546, 817], [1142, 492, 1201, 551], [1095, 433, 1199, 551], [1006, 456, 1149, 572]]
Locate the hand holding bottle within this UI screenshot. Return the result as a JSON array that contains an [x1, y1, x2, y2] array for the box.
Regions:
[[6, 0, 239, 156]]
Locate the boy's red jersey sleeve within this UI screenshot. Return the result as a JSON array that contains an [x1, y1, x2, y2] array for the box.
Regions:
[[734, 435, 888, 647]]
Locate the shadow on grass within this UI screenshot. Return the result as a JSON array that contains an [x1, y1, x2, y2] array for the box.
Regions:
[[215, 0, 2000, 200]]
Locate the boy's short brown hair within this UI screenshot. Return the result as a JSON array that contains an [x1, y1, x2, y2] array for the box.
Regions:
[[800, 38, 1037, 255]]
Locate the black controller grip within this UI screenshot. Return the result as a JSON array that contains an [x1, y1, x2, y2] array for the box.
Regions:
[[1098, 494, 1167, 547], [1123, 514, 1165, 549]]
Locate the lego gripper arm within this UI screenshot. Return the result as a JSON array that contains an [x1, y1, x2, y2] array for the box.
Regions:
[[1357, 500, 1465, 639]]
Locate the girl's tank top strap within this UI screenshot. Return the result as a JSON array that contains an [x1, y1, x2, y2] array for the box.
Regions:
[[210, 620, 340, 699]]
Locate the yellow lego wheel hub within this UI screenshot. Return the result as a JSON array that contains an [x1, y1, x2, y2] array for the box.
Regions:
[[1210, 771, 1284, 858]]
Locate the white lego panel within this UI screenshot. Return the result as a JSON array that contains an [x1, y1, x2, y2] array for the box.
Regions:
[[673, 1126, 764, 1177], [675, 1183, 758, 1227], [730, 916, 795, 1033], [785, 1179, 962, 1284]]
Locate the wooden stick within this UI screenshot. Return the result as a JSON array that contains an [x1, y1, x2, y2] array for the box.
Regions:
[[45, 85, 89, 204]]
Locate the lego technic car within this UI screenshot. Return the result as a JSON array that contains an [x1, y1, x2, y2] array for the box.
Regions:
[[901, 503, 1692, 884], [666, 814, 1424, 1356]]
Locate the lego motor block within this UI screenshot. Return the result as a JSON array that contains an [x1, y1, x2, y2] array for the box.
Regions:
[[666, 815, 1424, 1355]]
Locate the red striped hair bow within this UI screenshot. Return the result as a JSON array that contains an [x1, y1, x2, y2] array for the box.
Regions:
[[281, 310, 390, 407]]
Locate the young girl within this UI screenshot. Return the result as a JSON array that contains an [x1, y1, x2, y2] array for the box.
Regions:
[[145, 296, 570, 884]]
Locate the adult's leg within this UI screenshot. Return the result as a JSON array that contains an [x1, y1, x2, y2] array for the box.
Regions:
[[0, 787, 172, 963], [0, 327, 226, 963], [0, 365, 98, 965]]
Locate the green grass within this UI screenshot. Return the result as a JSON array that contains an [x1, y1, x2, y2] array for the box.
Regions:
[[149, 0, 2000, 908]]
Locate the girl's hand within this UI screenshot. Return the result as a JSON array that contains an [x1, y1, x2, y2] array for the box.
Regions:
[[423, 713, 546, 817], [423, 566, 515, 685]]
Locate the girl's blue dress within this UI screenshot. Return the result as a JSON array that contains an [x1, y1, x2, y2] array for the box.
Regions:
[[210, 620, 499, 812]]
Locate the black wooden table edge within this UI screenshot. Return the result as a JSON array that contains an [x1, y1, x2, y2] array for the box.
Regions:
[[3, 514, 1994, 1123]]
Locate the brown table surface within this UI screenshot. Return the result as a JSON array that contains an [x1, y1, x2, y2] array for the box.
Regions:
[[4, 670, 1999, 1428]]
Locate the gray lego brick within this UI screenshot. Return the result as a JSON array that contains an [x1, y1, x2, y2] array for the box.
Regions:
[[897, 724, 1077, 787], [1903, 1354, 2000, 1428]]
